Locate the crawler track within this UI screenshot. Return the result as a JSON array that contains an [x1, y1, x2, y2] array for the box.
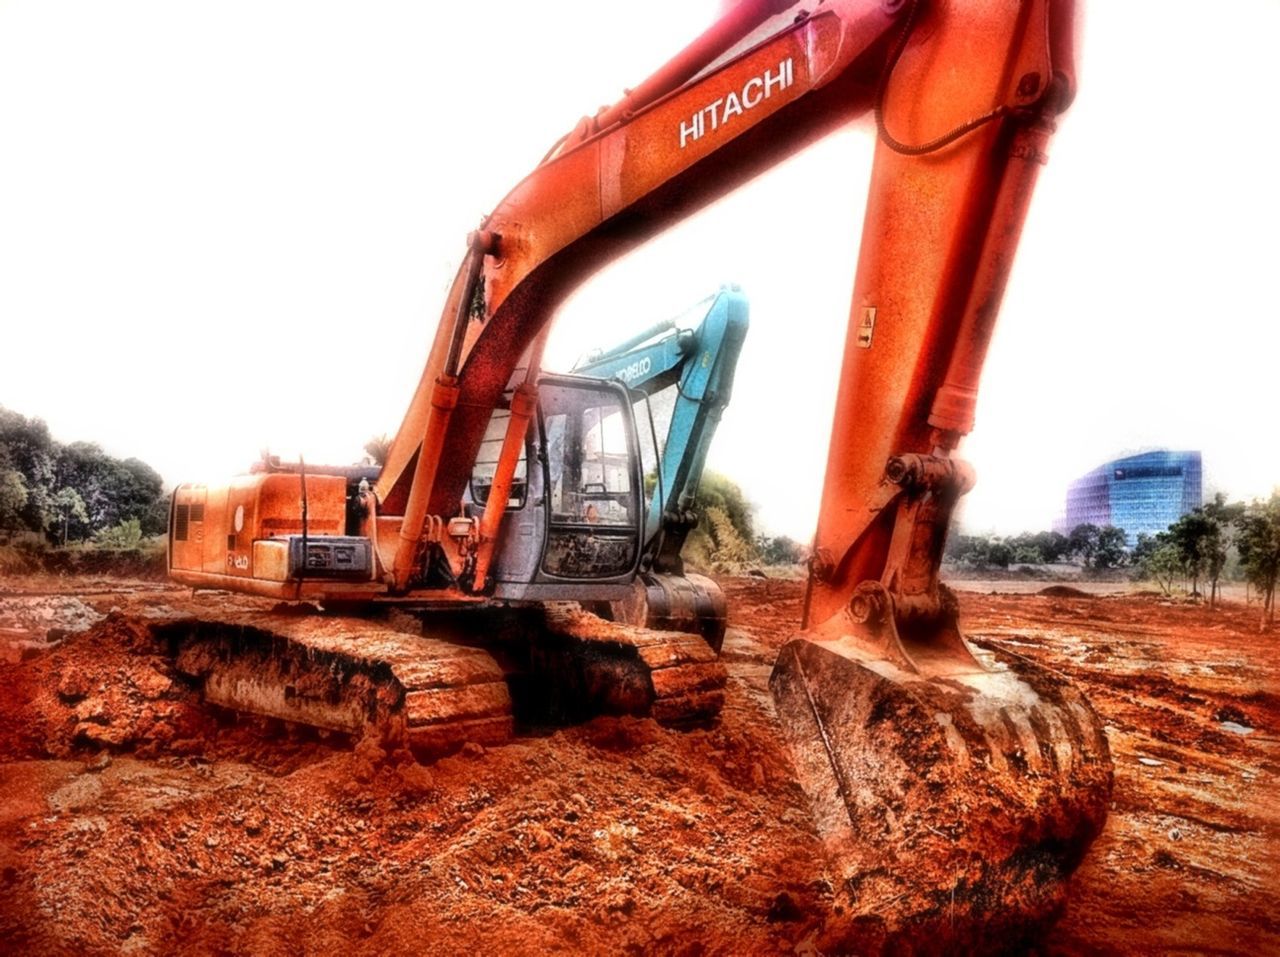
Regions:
[[152, 605, 727, 757], [159, 614, 515, 756], [538, 603, 727, 724]]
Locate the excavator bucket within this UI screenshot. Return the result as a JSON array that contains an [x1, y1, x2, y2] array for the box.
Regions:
[[770, 620, 1112, 952]]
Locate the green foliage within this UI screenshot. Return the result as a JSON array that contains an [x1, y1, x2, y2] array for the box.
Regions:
[[946, 525, 1124, 571], [1163, 497, 1242, 602], [683, 470, 759, 569], [364, 434, 392, 467], [987, 541, 1013, 569], [50, 487, 88, 545], [94, 518, 144, 549], [1236, 491, 1280, 627], [944, 534, 991, 566], [0, 468, 28, 529], [0, 407, 57, 533], [1067, 524, 1102, 566], [695, 472, 755, 545], [1131, 533, 1159, 567], [1140, 539, 1184, 596], [703, 505, 756, 567], [1031, 530, 1071, 564], [756, 534, 807, 566], [1093, 526, 1129, 570], [0, 406, 168, 544], [944, 535, 1018, 569], [1202, 495, 1244, 605]]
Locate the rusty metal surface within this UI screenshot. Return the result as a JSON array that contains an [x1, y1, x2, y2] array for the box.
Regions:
[[609, 571, 729, 654]]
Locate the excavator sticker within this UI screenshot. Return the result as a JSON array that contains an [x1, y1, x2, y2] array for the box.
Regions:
[[856, 306, 876, 348], [615, 356, 653, 384], [678, 57, 793, 149]]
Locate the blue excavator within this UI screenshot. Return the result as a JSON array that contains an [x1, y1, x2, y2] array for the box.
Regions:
[[567, 287, 749, 649], [463, 286, 749, 652]]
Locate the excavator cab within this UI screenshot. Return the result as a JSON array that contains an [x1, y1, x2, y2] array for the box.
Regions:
[[475, 375, 647, 595]]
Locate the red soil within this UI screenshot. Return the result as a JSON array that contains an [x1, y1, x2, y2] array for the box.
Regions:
[[0, 575, 1276, 954]]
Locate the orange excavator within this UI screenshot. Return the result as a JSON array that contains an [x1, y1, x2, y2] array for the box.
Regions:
[[166, 0, 1111, 949]]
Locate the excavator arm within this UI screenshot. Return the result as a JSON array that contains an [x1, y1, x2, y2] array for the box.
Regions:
[[364, 1, 1107, 948], [571, 288, 749, 574], [374, 0, 1075, 602]]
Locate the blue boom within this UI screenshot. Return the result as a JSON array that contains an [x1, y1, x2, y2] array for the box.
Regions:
[[572, 287, 749, 574]]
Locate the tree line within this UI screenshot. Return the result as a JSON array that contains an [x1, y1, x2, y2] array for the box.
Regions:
[[687, 471, 1278, 629], [1134, 493, 1280, 624], [0, 407, 168, 547], [945, 526, 1131, 571], [946, 493, 1280, 627]]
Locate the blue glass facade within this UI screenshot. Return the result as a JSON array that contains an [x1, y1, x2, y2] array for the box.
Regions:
[[1056, 451, 1202, 546]]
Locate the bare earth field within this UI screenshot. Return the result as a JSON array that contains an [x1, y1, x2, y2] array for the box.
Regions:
[[0, 574, 1276, 955]]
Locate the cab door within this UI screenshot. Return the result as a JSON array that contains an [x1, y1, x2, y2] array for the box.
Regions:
[[535, 376, 643, 583]]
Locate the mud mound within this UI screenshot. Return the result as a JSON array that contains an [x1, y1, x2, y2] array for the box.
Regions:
[[1038, 584, 1094, 598], [0, 613, 339, 769], [1, 636, 828, 955], [0, 594, 103, 663]]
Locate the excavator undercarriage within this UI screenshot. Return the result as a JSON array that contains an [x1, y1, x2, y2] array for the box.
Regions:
[[158, 601, 726, 756]]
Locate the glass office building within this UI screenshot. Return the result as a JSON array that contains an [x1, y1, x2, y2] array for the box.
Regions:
[[1056, 450, 1202, 546]]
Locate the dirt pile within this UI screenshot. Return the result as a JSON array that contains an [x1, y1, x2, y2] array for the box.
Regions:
[[0, 612, 199, 759], [0, 592, 102, 662], [1, 577, 1277, 954], [0, 586, 829, 955]]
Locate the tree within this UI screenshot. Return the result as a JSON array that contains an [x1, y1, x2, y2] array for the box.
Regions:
[[1236, 492, 1280, 630], [1032, 530, 1071, 564], [1141, 538, 1183, 596], [945, 534, 992, 567], [50, 487, 88, 546], [364, 434, 392, 467], [703, 505, 756, 566], [1166, 502, 1241, 603], [987, 540, 1013, 569], [0, 467, 28, 532], [0, 408, 57, 533], [694, 471, 756, 547], [1011, 543, 1043, 565], [683, 471, 759, 568], [1131, 533, 1159, 567], [1092, 526, 1129, 570], [1068, 524, 1102, 567], [94, 517, 144, 548], [756, 534, 806, 565], [0, 406, 167, 543], [1166, 512, 1207, 595], [1202, 495, 1244, 607]]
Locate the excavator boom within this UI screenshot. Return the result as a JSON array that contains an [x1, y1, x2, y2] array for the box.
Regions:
[[365, 0, 1106, 946]]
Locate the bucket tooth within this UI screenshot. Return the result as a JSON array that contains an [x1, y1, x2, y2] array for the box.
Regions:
[[770, 635, 1112, 952]]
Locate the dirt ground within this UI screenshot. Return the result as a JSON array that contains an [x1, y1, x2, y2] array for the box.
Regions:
[[0, 574, 1276, 955]]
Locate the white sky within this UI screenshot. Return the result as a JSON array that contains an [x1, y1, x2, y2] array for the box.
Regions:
[[1, 0, 1277, 540]]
